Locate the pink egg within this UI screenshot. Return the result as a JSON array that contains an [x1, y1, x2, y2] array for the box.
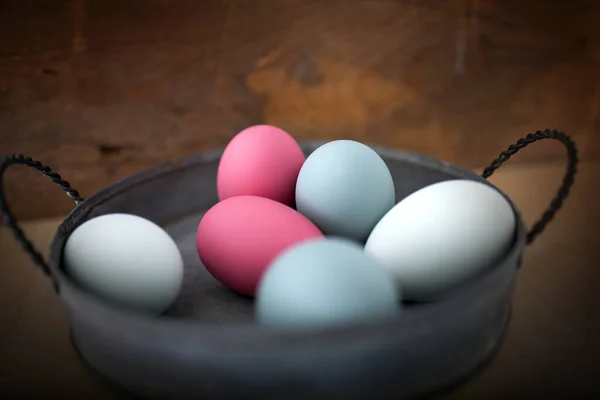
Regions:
[[217, 125, 305, 207], [196, 196, 324, 296]]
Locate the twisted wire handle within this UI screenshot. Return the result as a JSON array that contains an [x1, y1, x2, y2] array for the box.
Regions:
[[0, 154, 84, 280], [481, 129, 578, 245]]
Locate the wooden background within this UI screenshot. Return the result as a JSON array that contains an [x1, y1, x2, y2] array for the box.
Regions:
[[0, 0, 598, 220]]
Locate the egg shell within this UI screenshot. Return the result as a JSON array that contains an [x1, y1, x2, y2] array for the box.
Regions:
[[364, 179, 517, 301], [256, 237, 400, 329], [295, 140, 395, 242], [63, 213, 184, 315], [196, 195, 324, 296], [217, 125, 305, 206]]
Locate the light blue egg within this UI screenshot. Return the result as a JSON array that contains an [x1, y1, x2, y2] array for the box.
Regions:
[[295, 140, 395, 242], [256, 237, 400, 329]]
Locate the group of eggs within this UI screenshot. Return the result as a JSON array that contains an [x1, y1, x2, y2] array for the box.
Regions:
[[63, 125, 517, 329]]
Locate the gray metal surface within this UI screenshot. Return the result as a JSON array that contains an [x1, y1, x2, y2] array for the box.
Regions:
[[48, 143, 527, 399]]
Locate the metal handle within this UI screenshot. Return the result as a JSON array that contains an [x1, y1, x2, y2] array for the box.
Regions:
[[481, 129, 578, 245], [0, 155, 84, 290]]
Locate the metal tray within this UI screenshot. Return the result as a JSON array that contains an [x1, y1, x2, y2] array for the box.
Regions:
[[50, 143, 525, 399], [1, 130, 577, 399]]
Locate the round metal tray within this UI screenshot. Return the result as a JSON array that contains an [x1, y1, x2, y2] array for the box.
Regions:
[[1, 130, 577, 399], [49, 143, 525, 399]]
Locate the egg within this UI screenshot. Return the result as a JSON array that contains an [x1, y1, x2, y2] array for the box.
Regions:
[[196, 195, 324, 296], [364, 179, 517, 301], [295, 140, 395, 242], [217, 125, 306, 206], [63, 213, 184, 315], [256, 237, 400, 329]]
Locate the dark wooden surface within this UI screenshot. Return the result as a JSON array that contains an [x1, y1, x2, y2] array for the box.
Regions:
[[1, 0, 599, 220], [1, 160, 598, 398]]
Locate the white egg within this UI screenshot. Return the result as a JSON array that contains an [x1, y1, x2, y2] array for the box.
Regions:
[[364, 179, 516, 301], [64, 213, 184, 315]]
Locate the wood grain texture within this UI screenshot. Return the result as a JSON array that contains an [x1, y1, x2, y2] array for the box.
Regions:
[[0, 0, 599, 219]]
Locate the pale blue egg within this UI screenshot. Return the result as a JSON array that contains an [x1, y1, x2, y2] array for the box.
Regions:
[[295, 140, 395, 242], [256, 237, 400, 329]]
